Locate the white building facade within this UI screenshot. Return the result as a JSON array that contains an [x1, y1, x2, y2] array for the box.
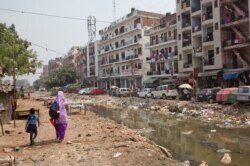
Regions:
[[98, 9, 163, 89]]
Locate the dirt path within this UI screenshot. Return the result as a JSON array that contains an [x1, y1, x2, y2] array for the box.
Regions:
[[0, 99, 181, 166]]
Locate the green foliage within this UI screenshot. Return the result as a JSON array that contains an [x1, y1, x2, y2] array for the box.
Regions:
[[0, 23, 42, 82], [33, 79, 44, 90], [44, 66, 77, 89]]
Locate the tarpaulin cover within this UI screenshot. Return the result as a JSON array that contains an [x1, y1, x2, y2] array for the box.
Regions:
[[223, 72, 240, 80]]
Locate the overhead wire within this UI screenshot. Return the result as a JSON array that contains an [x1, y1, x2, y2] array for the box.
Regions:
[[30, 42, 66, 56], [0, 7, 111, 23]]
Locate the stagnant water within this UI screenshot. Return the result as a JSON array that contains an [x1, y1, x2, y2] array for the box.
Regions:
[[87, 105, 250, 166]]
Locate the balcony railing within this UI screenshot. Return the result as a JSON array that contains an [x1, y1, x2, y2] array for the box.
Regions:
[[203, 35, 214, 42], [204, 59, 214, 66], [150, 36, 176, 46], [192, 25, 201, 33], [182, 0, 191, 9], [183, 39, 192, 47], [183, 63, 193, 68], [202, 13, 213, 21]]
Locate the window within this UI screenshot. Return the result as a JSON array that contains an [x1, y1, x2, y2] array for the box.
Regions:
[[207, 50, 214, 65], [138, 47, 142, 55], [216, 47, 220, 54], [215, 23, 218, 30], [187, 53, 192, 64], [178, 34, 181, 40], [121, 52, 125, 59], [178, 15, 180, 21], [179, 54, 182, 60], [122, 66, 125, 70], [138, 63, 142, 69], [239, 87, 249, 93], [214, 0, 218, 8]]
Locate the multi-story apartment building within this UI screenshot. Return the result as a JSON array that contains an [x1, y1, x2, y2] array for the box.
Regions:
[[220, 0, 250, 87], [42, 65, 49, 78], [87, 41, 99, 87], [98, 8, 163, 89], [144, 13, 178, 87], [63, 47, 81, 69], [74, 46, 87, 83], [176, 0, 222, 88], [48, 57, 63, 74]]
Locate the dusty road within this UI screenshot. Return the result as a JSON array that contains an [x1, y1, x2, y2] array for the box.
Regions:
[[0, 98, 180, 166]]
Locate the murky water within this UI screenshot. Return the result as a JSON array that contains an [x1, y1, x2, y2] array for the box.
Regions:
[[87, 105, 250, 166]]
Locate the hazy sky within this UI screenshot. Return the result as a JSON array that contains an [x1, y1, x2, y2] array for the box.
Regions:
[[0, 0, 176, 84]]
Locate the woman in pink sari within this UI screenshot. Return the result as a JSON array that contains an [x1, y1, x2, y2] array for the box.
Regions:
[[55, 91, 68, 142]]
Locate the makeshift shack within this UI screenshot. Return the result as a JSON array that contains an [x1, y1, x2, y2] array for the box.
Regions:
[[0, 84, 13, 124]]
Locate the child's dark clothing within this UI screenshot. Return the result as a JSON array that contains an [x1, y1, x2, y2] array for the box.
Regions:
[[26, 114, 39, 145]]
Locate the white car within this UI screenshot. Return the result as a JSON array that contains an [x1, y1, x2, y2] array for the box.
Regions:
[[137, 88, 151, 98], [150, 84, 178, 99], [236, 86, 250, 103], [78, 88, 89, 95]]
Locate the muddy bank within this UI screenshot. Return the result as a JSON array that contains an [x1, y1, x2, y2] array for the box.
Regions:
[[66, 93, 250, 129], [0, 98, 180, 166]]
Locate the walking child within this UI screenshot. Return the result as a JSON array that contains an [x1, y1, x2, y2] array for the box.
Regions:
[[25, 108, 39, 145]]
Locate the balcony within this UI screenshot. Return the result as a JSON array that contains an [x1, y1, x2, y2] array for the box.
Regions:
[[203, 34, 214, 46], [193, 47, 203, 57], [201, 0, 213, 4], [181, 0, 191, 11], [221, 17, 249, 28], [183, 63, 193, 68], [147, 52, 178, 62], [183, 39, 192, 48], [223, 38, 250, 50], [192, 25, 201, 33], [204, 60, 214, 66], [100, 23, 142, 43], [147, 37, 176, 48], [202, 13, 213, 25]]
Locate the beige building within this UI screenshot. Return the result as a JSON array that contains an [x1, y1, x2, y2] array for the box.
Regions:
[[220, 0, 250, 87], [42, 65, 49, 78], [48, 57, 63, 74], [144, 13, 178, 87], [176, 0, 222, 87], [87, 41, 99, 87], [98, 8, 163, 89]]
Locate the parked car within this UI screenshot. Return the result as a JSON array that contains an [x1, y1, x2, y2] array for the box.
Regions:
[[216, 87, 238, 104], [236, 86, 250, 103], [89, 88, 106, 95], [115, 88, 131, 97], [137, 88, 151, 98], [150, 84, 178, 99], [78, 88, 89, 95], [197, 87, 221, 103]]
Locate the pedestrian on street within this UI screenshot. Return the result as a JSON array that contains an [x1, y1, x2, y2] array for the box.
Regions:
[[20, 86, 24, 99], [54, 91, 68, 143], [25, 108, 39, 146]]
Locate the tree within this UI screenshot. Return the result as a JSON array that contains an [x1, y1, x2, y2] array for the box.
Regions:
[[0, 23, 42, 87], [44, 66, 77, 89], [33, 79, 44, 90]]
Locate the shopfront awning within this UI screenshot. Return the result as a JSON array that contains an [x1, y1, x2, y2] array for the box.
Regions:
[[198, 70, 221, 77], [223, 72, 240, 80], [143, 77, 158, 84]]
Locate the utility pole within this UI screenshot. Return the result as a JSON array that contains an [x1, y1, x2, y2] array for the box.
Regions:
[[12, 37, 16, 128]]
